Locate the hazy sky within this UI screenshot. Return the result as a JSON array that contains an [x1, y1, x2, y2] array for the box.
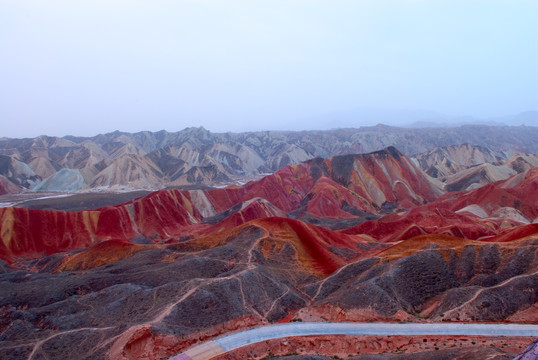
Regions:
[[1, 0, 537, 138]]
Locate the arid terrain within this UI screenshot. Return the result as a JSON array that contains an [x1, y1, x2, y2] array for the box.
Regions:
[[1, 125, 537, 193], [0, 128, 537, 359]]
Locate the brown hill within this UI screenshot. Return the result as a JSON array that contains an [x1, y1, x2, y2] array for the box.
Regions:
[[0, 155, 41, 190]]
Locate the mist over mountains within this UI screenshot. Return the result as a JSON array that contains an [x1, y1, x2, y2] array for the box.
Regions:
[[304, 109, 538, 129]]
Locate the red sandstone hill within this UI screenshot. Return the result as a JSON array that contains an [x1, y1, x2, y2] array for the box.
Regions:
[[5, 150, 530, 264], [0, 147, 442, 262], [0, 150, 537, 360], [0, 189, 206, 262], [341, 167, 538, 243]]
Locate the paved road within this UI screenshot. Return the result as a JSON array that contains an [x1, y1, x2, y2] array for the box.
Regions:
[[171, 322, 538, 360]]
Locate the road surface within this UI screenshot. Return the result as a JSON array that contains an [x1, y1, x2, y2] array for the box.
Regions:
[[171, 322, 538, 360]]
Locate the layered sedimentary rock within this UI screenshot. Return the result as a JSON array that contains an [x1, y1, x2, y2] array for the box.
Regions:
[[0, 148, 441, 261], [413, 144, 538, 191], [0, 148, 537, 360], [413, 144, 504, 178]]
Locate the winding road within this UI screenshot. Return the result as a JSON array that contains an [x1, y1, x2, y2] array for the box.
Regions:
[[171, 322, 538, 360]]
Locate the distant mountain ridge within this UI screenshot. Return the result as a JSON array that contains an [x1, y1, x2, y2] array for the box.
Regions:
[[406, 110, 538, 128], [0, 124, 537, 193]]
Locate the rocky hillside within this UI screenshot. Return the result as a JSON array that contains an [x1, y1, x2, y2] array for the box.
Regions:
[[0, 148, 536, 360], [413, 144, 538, 192], [413, 144, 505, 178], [0, 147, 441, 261], [0, 124, 536, 193]]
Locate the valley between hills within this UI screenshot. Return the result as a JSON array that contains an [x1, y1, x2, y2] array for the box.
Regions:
[[0, 125, 537, 360]]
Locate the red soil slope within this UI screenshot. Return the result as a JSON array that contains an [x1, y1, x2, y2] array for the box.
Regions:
[[174, 216, 376, 276], [54, 239, 148, 272], [197, 199, 285, 235], [341, 207, 514, 243], [204, 147, 440, 216], [0, 189, 205, 262], [433, 167, 538, 220], [342, 167, 538, 243]]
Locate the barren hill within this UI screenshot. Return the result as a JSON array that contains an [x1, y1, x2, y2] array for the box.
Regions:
[[0, 125, 536, 193], [0, 147, 536, 360], [0, 147, 441, 261]]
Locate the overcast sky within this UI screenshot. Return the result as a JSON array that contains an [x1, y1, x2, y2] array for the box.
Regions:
[[1, 0, 537, 138]]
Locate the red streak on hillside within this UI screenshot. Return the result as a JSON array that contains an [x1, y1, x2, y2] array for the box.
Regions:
[[3, 149, 511, 263], [343, 168, 538, 243], [341, 207, 519, 243], [255, 217, 365, 275], [204, 164, 314, 214], [198, 200, 285, 236], [184, 217, 370, 277], [0, 189, 208, 262], [430, 167, 538, 219], [324, 150, 438, 209], [0, 207, 102, 262], [305, 177, 369, 218], [54, 239, 149, 272], [129, 190, 204, 240], [481, 223, 538, 243], [203, 148, 440, 221]]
